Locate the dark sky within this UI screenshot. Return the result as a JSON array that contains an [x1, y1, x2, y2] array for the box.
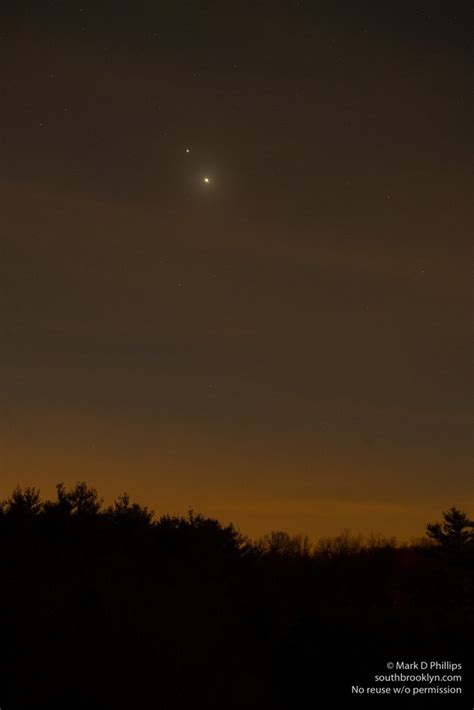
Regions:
[[1, 1, 472, 539]]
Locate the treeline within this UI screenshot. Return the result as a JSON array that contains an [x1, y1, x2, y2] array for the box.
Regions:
[[0, 482, 472, 709], [2, 482, 472, 554]]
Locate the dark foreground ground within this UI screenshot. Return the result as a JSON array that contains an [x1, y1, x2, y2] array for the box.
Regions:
[[0, 488, 472, 709]]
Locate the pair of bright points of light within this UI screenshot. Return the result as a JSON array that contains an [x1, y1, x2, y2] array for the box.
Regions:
[[185, 149, 211, 184]]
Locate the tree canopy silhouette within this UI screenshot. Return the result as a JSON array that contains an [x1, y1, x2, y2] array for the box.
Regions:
[[0, 486, 472, 709], [426, 506, 474, 548]]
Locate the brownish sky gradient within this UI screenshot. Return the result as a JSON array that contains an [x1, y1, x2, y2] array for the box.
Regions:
[[1, 1, 472, 539]]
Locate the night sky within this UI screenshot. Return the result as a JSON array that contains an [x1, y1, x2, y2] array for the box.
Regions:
[[1, 1, 472, 539]]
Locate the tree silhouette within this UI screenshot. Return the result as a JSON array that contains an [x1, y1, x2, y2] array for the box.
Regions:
[[42, 481, 103, 518], [2, 485, 42, 518], [256, 530, 312, 558], [426, 506, 474, 548], [105, 492, 154, 528], [154, 508, 251, 560]]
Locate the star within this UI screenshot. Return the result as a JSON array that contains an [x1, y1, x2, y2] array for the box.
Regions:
[[185, 148, 190, 153]]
